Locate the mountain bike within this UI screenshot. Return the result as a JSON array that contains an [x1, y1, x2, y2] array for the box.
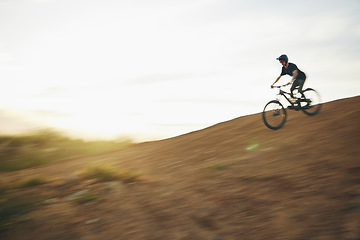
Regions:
[[262, 85, 322, 130]]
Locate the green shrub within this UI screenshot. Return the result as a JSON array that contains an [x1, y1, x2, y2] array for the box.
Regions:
[[82, 166, 141, 183], [17, 176, 48, 188], [118, 170, 141, 183], [82, 166, 118, 182], [0, 194, 44, 232], [0, 129, 133, 172], [343, 202, 360, 212], [0, 181, 7, 195], [0, 151, 51, 172], [74, 192, 100, 204], [206, 164, 229, 170]]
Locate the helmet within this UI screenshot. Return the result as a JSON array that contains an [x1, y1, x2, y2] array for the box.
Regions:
[[276, 54, 288, 63]]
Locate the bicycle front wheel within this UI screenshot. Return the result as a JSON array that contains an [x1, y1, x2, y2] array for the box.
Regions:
[[300, 88, 322, 116], [262, 100, 287, 130]]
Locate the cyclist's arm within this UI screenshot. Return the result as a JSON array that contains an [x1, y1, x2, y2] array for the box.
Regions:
[[290, 70, 298, 84], [271, 75, 282, 88], [283, 70, 299, 86]]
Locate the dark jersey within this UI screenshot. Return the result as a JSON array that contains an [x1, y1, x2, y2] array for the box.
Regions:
[[281, 62, 306, 79]]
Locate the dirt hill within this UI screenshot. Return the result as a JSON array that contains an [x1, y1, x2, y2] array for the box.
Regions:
[[1, 96, 360, 240]]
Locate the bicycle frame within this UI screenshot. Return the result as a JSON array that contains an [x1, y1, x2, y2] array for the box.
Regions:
[[273, 86, 299, 106], [278, 89, 293, 105]]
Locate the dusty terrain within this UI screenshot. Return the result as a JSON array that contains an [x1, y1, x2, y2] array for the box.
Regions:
[[1, 96, 360, 240]]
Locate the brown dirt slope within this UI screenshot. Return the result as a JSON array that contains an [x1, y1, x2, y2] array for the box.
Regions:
[[1, 96, 360, 240]]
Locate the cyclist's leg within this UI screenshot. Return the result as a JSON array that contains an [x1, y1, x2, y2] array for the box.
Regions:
[[297, 78, 305, 93], [291, 78, 305, 97], [290, 80, 299, 97]]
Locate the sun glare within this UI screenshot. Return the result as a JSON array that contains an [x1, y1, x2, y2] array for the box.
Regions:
[[1, 1, 359, 141]]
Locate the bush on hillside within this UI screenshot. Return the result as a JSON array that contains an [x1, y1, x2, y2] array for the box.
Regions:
[[0, 129, 133, 172]]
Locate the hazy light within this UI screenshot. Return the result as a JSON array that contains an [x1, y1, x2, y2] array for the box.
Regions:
[[0, 0, 359, 141]]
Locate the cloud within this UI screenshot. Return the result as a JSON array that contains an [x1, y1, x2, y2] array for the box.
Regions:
[[32, 87, 69, 98], [29, 110, 71, 118], [124, 73, 193, 85], [29, 0, 55, 2], [123, 72, 223, 86], [0, 53, 14, 63], [0, 109, 44, 134]]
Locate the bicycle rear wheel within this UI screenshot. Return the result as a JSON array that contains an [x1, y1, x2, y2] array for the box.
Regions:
[[300, 88, 322, 115], [262, 100, 287, 130]]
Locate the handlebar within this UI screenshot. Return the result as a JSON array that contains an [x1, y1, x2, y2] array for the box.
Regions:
[[271, 85, 287, 88]]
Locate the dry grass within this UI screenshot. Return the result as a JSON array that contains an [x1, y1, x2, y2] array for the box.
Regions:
[[0, 129, 133, 172], [81, 165, 141, 183]]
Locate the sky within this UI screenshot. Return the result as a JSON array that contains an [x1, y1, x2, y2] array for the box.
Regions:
[[0, 0, 359, 142]]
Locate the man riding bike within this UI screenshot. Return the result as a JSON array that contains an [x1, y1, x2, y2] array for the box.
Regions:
[[271, 54, 306, 99]]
